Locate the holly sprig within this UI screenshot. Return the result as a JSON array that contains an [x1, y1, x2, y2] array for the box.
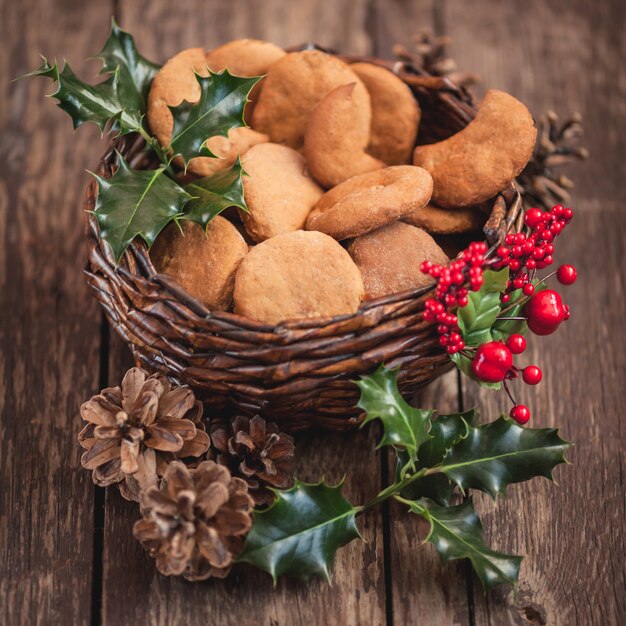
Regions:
[[238, 366, 570, 590], [25, 20, 260, 261]]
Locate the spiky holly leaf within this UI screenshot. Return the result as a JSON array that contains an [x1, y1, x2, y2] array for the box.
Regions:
[[96, 18, 160, 112], [356, 365, 433, 462], [405, 497, 522, 589], [457, 268, 509, 346], [169, 70, 261, 166], [438, 416, 570, 499], [26, 58, 144, 135], [396, 410, 474, 505], [92, 156, 190, 262], [237, 480, 361, 583], [182, 160, 247, 227]]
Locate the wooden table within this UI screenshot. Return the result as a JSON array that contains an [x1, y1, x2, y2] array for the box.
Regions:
[[1, 0, 624, 624]]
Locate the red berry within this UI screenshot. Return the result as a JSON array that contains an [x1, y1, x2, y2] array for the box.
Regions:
[[522, 283, 535, 297], [470, 341, 513, 383], [557, 264, 577, 285], [523, 289, 567, 335], [524, 208, 544, 229], [506, 334, 527, 354], [510, 405, 531, 425], [522, 365, 543, 385]]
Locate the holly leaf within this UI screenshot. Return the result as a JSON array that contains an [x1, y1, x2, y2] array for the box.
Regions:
[[169, 70, 261, 165], [92, 156, 191, 262], [356, 365, 433, 462], [25, 58, 143, 134], [457, 268, 509, 346], [182, 160, 247, 227], [396, 410, 474, 505], [237, 480, 361, 583], [405, 497, 522, 589], [96, 18, 160, 112], [438, 416, 571, 499]]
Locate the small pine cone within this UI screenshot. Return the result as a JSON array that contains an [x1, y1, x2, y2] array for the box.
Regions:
[[78, 368, 210, 502], [209, 415, 295, 506], [133, 460, 253, 581]]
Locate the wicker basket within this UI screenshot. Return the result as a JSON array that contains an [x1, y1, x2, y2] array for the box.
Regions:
[[84, 48, 527, 432]]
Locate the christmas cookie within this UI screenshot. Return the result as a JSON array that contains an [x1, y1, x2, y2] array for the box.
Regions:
[[233, 230, 364, 323], [351, 62, 420, 165], [151, 218, 248, 311], [412, 89, 536, 208], [402, 203, 485, 234], [205, 38, 286, 76], [306, 165, 433, 240], [347, 222, 449, 300], [251, 50, 370, 149], [304, 83, 384, 188], [147, 48, 267, 176], [240, 143, 324, 242]]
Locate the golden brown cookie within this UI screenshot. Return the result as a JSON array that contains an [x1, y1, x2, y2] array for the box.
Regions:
[[306, 165, 433, 240], [251, 50, 370, 150], [240, 143, 323, 242], [412, 90, 536, 208], [147, 48, 267, 177], [351, 62, 421, 165], [205, 39, 286, 76], [347, 222, 449, 300], [233, 230, 364, 324], [151, 218, 248, 311], [304, 83, 384, 188], [402, 203, 486, 234]]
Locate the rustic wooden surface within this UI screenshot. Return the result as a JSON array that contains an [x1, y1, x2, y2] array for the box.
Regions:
[[1, 0, 624, 624]]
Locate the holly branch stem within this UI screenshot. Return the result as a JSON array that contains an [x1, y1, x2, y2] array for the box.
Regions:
[[361, 465, 432, 512], [137, 127, 178, 178]]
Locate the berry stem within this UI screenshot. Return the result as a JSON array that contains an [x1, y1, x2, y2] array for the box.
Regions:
[[502, 379, 517, 406]]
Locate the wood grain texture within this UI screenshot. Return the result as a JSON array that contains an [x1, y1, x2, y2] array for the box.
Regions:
[[0, 0, 112, 623], [445, 1, 626, 624], [100, 4, 386, 625]]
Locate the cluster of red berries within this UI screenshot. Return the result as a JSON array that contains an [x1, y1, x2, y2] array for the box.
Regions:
[[494, 204, 574, 301], [421, 242, 488, 354]]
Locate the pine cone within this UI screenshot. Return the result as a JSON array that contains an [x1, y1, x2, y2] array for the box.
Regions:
[[78, 368, 210, 502], [133, 460, 253, 580], [209, 415, 295, 506]]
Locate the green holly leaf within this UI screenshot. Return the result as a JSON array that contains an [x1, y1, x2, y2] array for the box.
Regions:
[[237, 480, 361, 583], [182, 160, 247, 227], [96, 18, 160, 113], [405, 497, 522, 589], [438, 416, 571, 498], [457, 268, 509, 346], [356, 365, 433, 462], [26, 58, 144, 134], [396, 410, 474, 505], [92, 156, 191, 262], [169, 70, 261, 166]]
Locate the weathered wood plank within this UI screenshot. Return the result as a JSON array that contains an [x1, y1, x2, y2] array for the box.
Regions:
[[444, 1, 626, 623], [100, 3, 386, 625], [0, 0, 113, 624]]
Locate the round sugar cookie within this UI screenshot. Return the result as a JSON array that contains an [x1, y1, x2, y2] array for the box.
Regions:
[[233, 230, 364, 324], [251, 50, 371, 150], [351, 62, 420, 165], [347, 222, 449, 300], [205, 39, 286, 76], [402, 203, 486, 234], [151, 218, 248, 311], [306, 165, 433, 240], [240, 143, 323, 242]]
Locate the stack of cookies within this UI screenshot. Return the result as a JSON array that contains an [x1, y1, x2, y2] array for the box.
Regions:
[[149, 39, 537, 324]]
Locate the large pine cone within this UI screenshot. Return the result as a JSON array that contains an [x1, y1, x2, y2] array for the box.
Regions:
[[210, 415, 295, 506], [133, 460, 253, 580], [78, 368, 210, 501]]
